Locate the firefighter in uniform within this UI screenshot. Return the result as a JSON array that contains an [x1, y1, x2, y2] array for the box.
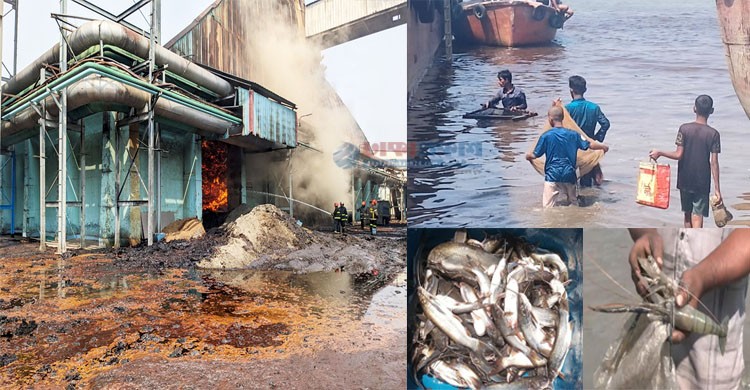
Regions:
[[338, 202, 348, 235], [359, 201, 367, 230], [368, 199, 378, 235], [332, 202, 340, 233]]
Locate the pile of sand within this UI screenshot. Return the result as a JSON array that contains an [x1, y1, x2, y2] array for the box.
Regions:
[[197, 204, 313, 269], [162, 218, 206, 242], [197, 204, 404, 274]]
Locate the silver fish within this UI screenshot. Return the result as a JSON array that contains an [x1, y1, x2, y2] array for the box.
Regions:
[[547, 303, 571, 380], [428, 241, 504, 275], [418, 287, 482, 353], [518, 294, 553, 357], [429, 360, 482, 390], [531, 252, 568, 282]]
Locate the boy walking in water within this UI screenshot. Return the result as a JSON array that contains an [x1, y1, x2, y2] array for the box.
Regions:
[[527, 105, 609, 208], [565, 75, 610, 187], [649, 95, 722, 228]]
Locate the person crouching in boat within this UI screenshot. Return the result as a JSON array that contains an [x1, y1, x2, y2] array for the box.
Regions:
[[565, 75, 610, 187], [483, 69, 527, 112], [526, 105, 609, 208]]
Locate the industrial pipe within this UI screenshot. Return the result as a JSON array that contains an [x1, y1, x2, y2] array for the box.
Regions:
[[4, 62, 240, 123], [2, 73, 237, 141], [4, 20, 234, 97]]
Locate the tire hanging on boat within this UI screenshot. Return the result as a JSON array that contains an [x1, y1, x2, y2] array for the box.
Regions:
[[532, 6, 546, 21], [549, 12, 566, 28], [473, 4, 486, 19]]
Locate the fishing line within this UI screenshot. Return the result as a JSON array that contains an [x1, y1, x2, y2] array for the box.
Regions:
[[588, 255, 638, 301]]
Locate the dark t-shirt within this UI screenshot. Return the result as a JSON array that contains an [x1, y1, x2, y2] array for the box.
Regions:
[[675, 122, 721, 194]]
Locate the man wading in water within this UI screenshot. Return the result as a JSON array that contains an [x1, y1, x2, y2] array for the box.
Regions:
[[526, 105, 609, 208], [565, 75, 610, 187], [649, 95, 722, 228]]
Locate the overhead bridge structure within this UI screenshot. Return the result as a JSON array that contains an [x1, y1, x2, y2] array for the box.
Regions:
[[305, 0, 407, 49]]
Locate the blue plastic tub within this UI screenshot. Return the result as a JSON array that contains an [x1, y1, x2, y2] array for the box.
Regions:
[[407, 228, 583, 390]]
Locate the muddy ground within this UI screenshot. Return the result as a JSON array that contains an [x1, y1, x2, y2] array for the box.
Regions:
[[0, 225, 406, 389]]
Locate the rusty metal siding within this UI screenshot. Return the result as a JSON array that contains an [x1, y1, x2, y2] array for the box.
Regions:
[[304, 0, 404, 36], [253, 91, 297, 147], [166, 0, 305, 82], [239, 87, 296, 147]]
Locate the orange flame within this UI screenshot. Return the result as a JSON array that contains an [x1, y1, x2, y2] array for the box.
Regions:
[[202, 141, 228, 212]]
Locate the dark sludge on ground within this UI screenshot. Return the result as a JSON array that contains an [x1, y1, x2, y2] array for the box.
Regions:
[[0, 205, 406, 389]]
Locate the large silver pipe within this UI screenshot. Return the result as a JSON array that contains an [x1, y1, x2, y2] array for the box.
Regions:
[[4, 20, 233, 97], [2, 74, 235, 140]]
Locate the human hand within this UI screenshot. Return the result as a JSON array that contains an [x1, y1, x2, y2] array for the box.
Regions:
[[672, 269, 703, 343], [552, 98, 563, 107], [628, 231, 664, 297], [714, 191, 722, 204], [601, 144, 610, 153], [648, 150, 661, 160]]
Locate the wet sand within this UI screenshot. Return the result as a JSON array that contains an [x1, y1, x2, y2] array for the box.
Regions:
[[583, 229, 750, 389], [0, 236, 406, 389]]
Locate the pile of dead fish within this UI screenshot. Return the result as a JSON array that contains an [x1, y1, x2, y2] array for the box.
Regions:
[[411, 231, 572, 389]]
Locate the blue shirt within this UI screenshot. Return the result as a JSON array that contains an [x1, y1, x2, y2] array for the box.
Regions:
[[566, 98, 610, 141], [533, 127, 591, 184]]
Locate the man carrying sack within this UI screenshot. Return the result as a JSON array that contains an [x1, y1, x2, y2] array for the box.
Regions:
[[527, 105, 609, 208]]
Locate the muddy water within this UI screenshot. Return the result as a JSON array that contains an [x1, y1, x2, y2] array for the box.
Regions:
[[408, 0, 750, 228], [0, 240, 405, 388], [583, 230, 750, 388]]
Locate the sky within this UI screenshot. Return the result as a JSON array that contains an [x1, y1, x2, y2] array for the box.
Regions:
[[0, 0, 405, 144]]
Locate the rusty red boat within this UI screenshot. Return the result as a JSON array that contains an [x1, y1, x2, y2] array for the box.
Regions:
[[452, 0, 573, 47]]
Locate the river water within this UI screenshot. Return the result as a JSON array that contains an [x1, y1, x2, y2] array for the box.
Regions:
[[408, 0, 750, 228]]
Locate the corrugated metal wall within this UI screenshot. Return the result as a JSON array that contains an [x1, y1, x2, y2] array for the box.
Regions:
[[168, 0, 305, 83], [304, 0, 405, 36]]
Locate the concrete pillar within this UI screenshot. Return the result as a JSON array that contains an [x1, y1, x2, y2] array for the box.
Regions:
[[99, 113, 116, 247], [127, 123, 142, 246], [22, 139, 39, 238], [364, 179, 372, 204]]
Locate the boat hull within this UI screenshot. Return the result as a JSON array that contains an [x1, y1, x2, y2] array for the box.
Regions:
[[454, 1, 562, 47], [716, 0, 750, 119]]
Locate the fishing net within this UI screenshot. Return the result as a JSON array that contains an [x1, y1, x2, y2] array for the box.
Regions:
[[593, 313, 677, 390], [529, 104, 605, 177]]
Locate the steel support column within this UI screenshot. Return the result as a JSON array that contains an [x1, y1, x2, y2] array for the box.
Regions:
[[22, 139, 30, 237], [79, 119, 85, 247], [56, 0, 68, 253]]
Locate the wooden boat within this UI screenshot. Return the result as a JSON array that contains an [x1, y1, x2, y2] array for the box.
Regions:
[[463, 106, 537, 120], [452, 0, 573, 47], [716, 1, 750, 119]]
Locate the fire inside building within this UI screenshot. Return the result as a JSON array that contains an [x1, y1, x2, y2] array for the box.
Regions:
[[0, 0, 406, 253]]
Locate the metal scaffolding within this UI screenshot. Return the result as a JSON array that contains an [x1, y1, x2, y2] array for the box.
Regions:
[[0, 0, 163, 253]]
